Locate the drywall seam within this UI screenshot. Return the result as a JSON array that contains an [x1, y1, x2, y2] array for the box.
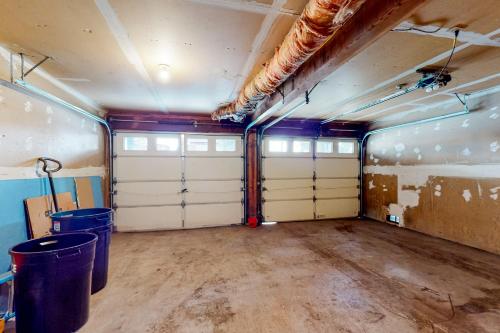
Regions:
[[229, 0, 288, 100], [306, 28, 500, 120], [393, 21, 500, 47], [0, 46, 103, 114], [187, 0, 299, 16], [0, 166, 105, 180], [364, 164, 500, 184], [94, 0, 167, 111], [364, 75, 500, 122]]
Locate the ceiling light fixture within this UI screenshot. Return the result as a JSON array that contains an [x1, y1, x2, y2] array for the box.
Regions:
[[157, 64, 171, 83]]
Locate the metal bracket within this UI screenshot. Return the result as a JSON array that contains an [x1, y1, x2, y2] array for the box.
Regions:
[[181, 200, 186, 208], [23, 55, 51, 78], [276, 87, 285, 104]]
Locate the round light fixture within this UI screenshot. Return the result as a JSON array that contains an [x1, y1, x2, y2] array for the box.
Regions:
[[157, 64, 171, 83]]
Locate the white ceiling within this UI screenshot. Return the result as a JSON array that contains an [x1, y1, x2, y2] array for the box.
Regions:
[[0, 0, 498, 124], [0, 0, 307, 114]]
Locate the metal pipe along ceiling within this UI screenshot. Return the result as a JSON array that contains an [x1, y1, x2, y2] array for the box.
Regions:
[[211, 0, 366, 122]]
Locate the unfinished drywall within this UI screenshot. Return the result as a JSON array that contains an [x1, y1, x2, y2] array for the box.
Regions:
[[0, 83, 105, 272], [364, 89, 500, 254]]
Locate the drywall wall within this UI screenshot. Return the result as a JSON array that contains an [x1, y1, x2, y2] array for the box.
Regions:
[[364, 88, 500, 254], [0, 83, 105, 272]]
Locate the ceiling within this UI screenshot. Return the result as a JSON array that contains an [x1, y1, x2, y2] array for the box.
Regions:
[[0, 0, 498, 124], [0, 0, 307, 114], [272, 0, 500, 125]]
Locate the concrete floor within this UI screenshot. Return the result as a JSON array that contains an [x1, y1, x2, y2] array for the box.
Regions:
[[81, 219, 500, 333]]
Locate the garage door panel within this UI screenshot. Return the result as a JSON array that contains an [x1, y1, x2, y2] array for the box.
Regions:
[[316, 158, 359, 178], [115, 182, 181, 206], [264, 200, 314, 222], [185, 180, 242, 203], [185, 203, 242, 228], [315, 198, 358, 219], [263, 158, 313, 179], [115, 156, 182, 181], [264, 179, 314, 200], [316, 178, 359, 199], [185, 157, 242, 180], [115, 206, 183, 231]]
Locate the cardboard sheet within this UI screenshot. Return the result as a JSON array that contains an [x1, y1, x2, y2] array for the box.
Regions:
[[75, 177, 95, 209], [25, 192, 76, 239]]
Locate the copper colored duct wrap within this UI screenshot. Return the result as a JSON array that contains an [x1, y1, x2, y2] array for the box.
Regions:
[[212, 0, 366, 122]]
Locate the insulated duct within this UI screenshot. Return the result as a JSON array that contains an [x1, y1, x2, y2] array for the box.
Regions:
[[211, 0, 366, 122]]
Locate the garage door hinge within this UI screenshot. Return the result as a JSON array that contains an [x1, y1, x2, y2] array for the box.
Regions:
[[313, 172, 317, 181], [112, 203, 118, 210], [112, 154, 117, 159], [181, 200, 186, 208], [112, 177, 118, 185], [113, 190, 118, 195], [181, 188, 188, 193], [313, 196, 317, 202]]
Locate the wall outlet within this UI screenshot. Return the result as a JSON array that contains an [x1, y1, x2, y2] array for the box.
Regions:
[[386, 214, 400, 224]]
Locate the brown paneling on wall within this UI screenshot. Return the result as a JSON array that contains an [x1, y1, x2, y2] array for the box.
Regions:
[[364, 89, 500, 254]]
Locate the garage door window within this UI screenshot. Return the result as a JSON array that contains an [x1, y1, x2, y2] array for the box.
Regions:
[[316, 141, 333, 153], [187, 137, 208, 151], [123, 136, 148, 151], [293, 140, 311, 153], [338, 141, 355, 154], [269, 139, 288, 153], [156, 137, 179, 151], [216, 138, 236, 152]]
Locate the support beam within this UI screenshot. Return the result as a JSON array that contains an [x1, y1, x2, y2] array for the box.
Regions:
[[251, 0, 428, 123], [246, 130, 260, 226], [107, 109, 245, 134]]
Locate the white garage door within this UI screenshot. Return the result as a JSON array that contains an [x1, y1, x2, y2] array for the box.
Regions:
[[113, 132, 243, 231], [262, 137, 359, 222]]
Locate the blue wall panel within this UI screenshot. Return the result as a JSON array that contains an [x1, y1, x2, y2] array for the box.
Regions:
[[0, 176, 103, 272]]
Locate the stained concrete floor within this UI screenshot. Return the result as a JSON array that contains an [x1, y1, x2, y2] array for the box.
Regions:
[[81, 219, 500, 333]]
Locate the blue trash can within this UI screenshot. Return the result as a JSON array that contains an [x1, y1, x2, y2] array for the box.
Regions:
[[51, 208, 113, 294], [10, 233, 97, 333]]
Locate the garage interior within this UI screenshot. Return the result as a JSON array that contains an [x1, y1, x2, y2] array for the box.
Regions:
[[0, 0, 499, 332]]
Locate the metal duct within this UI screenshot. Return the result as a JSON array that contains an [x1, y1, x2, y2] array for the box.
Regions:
[[211, 0, 366, 122]]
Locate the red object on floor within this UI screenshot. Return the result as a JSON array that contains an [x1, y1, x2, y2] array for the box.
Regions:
[[247, 217, 258, 228]]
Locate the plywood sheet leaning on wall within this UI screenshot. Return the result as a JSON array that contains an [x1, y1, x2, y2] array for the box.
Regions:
[[25, 192, 76, 238], [75, 177, 95, 209]]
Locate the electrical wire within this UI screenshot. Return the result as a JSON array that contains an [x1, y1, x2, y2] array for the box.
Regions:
[[392, 26, 442, 34], [435, 30, 459, 81], [426, 29, 460, 90]]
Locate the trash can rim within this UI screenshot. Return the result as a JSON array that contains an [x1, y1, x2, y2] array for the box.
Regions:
[[9, 232, 97, 256], [50, 208, 112, 220]]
